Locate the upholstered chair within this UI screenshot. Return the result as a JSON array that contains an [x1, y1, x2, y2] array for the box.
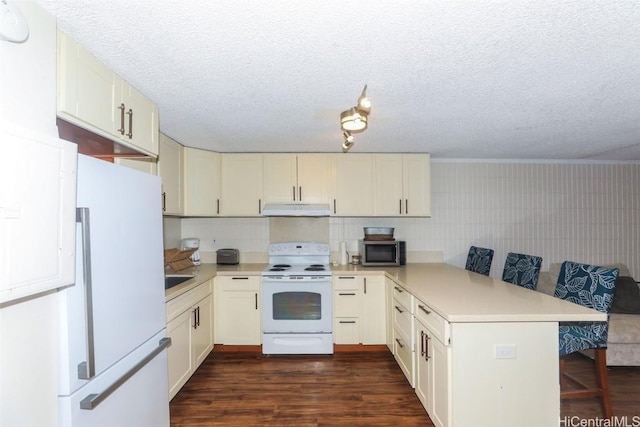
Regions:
[[555, 260, 619, 418], [501, 252, 543, 290], [464, 246, 494, 276]]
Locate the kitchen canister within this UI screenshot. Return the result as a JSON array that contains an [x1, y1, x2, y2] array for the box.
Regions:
[[340, 241, 348, 265]]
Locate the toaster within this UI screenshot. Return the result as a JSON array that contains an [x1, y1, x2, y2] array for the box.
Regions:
[[216, 248, 239, 265]]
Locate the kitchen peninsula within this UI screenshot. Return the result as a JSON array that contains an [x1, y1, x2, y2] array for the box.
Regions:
[[165, 262, 604, 427]]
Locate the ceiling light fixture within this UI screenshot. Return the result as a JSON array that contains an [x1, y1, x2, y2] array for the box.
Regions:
[[340, 85, 371, 134], [342, 131, 354, 152]]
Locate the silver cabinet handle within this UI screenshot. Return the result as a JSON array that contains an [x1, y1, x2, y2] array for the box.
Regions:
[[339, 320, 356, 324], [338, 292, 356, 296], [418, 305, 431, 315], [255, 292, 258, 310], [364, 277, 367, 294], [395, 338, 404, 348], [394, 305, 404, 313], [425, 334, 431, 361], [420, 331, 425, 356], [117, 103, 125, 135], [80, 338, 171, 410], [338, 276, 355, 279], [76, 207, 95, 381], [232, 277, 249, 280], [394, 286, 403, 293], [126, 108, 133, 139], [292, 186, 296, 201]]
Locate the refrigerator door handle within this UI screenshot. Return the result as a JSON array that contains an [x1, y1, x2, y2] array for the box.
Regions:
[[79, 338, 172, 410], [76, 207, 96, 381]]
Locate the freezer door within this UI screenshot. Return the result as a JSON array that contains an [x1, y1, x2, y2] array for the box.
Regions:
[[58, 155, 166, 395], [58, 329, 170, 427]]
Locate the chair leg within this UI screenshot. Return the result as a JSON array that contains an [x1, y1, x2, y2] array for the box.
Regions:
[[594, 348, 613, 419], [559, 351, 613, 419]]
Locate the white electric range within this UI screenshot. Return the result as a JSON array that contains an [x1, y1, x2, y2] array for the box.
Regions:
[[261, 242, 333, 355]]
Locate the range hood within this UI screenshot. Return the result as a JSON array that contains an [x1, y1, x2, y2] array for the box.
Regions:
[[262, 203, 331, 217]]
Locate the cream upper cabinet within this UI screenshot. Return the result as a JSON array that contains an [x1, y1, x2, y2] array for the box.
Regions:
[[375, 154, 431, 216], [183, 148, 220, 216], [263, 154, 331, 203], [402, 154, 431, 216], [57, 31, 158, 157], [220, 154, 264, 216], [158, 134, 183, 215], [331, 154, 374, 216], [263, 154, 297, 203]]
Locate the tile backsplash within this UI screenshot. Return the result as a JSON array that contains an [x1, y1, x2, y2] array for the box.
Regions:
[[165, 161, 640, 278]]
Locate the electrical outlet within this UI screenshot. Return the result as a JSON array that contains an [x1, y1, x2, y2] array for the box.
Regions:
[[495, 344, 517, 359]]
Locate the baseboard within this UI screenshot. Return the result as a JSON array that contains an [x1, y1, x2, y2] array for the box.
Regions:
[[213, 344, 390, 353]]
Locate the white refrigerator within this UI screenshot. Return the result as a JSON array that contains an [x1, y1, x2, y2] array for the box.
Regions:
[[57, 154, 170, 426]]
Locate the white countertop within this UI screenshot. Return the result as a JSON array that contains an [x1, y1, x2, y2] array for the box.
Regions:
[[166, 262, 605, 323]]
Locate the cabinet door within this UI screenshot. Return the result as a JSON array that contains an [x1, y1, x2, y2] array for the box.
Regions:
[[385, 278, 396, 353], [0, 125, 77, 303], [192, 293, 213, 367], [430, 335, 450, 427], [121, 81, 158, 156], [361, 276, 386, 344], [374, 154, 404, 216], [214, 276, 261, 345], [57, 31, 117, 137], [402, 154, 431, 216], [183, 148, 220, 216], [331, 154, 374, 216], [414, 320, 431, 413], [158, 134, 183, 215], [220, 154, 264, 216], [263, 154, 297, 203], [166, 309, 193, 400], [297, 154, 332, 203]]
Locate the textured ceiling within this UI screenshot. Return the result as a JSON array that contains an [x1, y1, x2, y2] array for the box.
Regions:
[[35, 0, 640, 160]]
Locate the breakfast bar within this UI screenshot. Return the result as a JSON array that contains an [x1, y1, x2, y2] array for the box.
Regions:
[[332, 263, 606, 427]]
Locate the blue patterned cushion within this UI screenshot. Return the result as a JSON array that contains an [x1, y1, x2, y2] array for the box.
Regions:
[[502, 252, 542, 290], [465, 246, 494, 276], [555, 261, 619, 356]]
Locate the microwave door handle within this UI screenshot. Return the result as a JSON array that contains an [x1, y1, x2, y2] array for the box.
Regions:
[[76, 207, 96, 380]]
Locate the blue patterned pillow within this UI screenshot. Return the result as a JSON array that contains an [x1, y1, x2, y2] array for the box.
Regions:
[[502, 252, 542, 290]]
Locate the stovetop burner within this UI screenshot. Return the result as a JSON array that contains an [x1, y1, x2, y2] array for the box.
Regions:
[[262, 242, 331, 277]]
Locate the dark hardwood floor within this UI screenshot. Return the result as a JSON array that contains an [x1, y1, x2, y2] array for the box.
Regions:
[[170, 351, 640, 426]]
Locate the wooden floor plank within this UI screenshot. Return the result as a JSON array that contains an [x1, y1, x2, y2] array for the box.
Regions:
[[170, 351, 640, 426]]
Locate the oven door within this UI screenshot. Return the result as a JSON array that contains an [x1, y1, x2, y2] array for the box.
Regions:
[[261, 277, 332, 333]]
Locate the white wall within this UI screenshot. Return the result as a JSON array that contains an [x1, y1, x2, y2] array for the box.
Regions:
[[0, 2, 60, 426], [179, 161, 640, 278]]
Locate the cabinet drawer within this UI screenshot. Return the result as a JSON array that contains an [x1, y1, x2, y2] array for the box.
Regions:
[[215, 276, 259, 291], [333, 276, 359, 291], [392, 298, 413, 343], [414, 299, 449, 344], [394, 329, 414, 387], [334, 318, 360, 344], [334, 291, 360, 317], [166, 280, 211, 321], [392, 283, 413, 313]]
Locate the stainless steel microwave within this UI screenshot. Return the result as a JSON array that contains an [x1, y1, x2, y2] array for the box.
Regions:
[[359, 240, 406, 266]]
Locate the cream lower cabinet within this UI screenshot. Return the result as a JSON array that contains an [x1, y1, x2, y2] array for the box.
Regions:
[[333, 275, 386, 345], [392, 282, 415, 387], [214, 275, 261, 345], [166, 279, 214, 400], [414, 299, 451, 427]]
